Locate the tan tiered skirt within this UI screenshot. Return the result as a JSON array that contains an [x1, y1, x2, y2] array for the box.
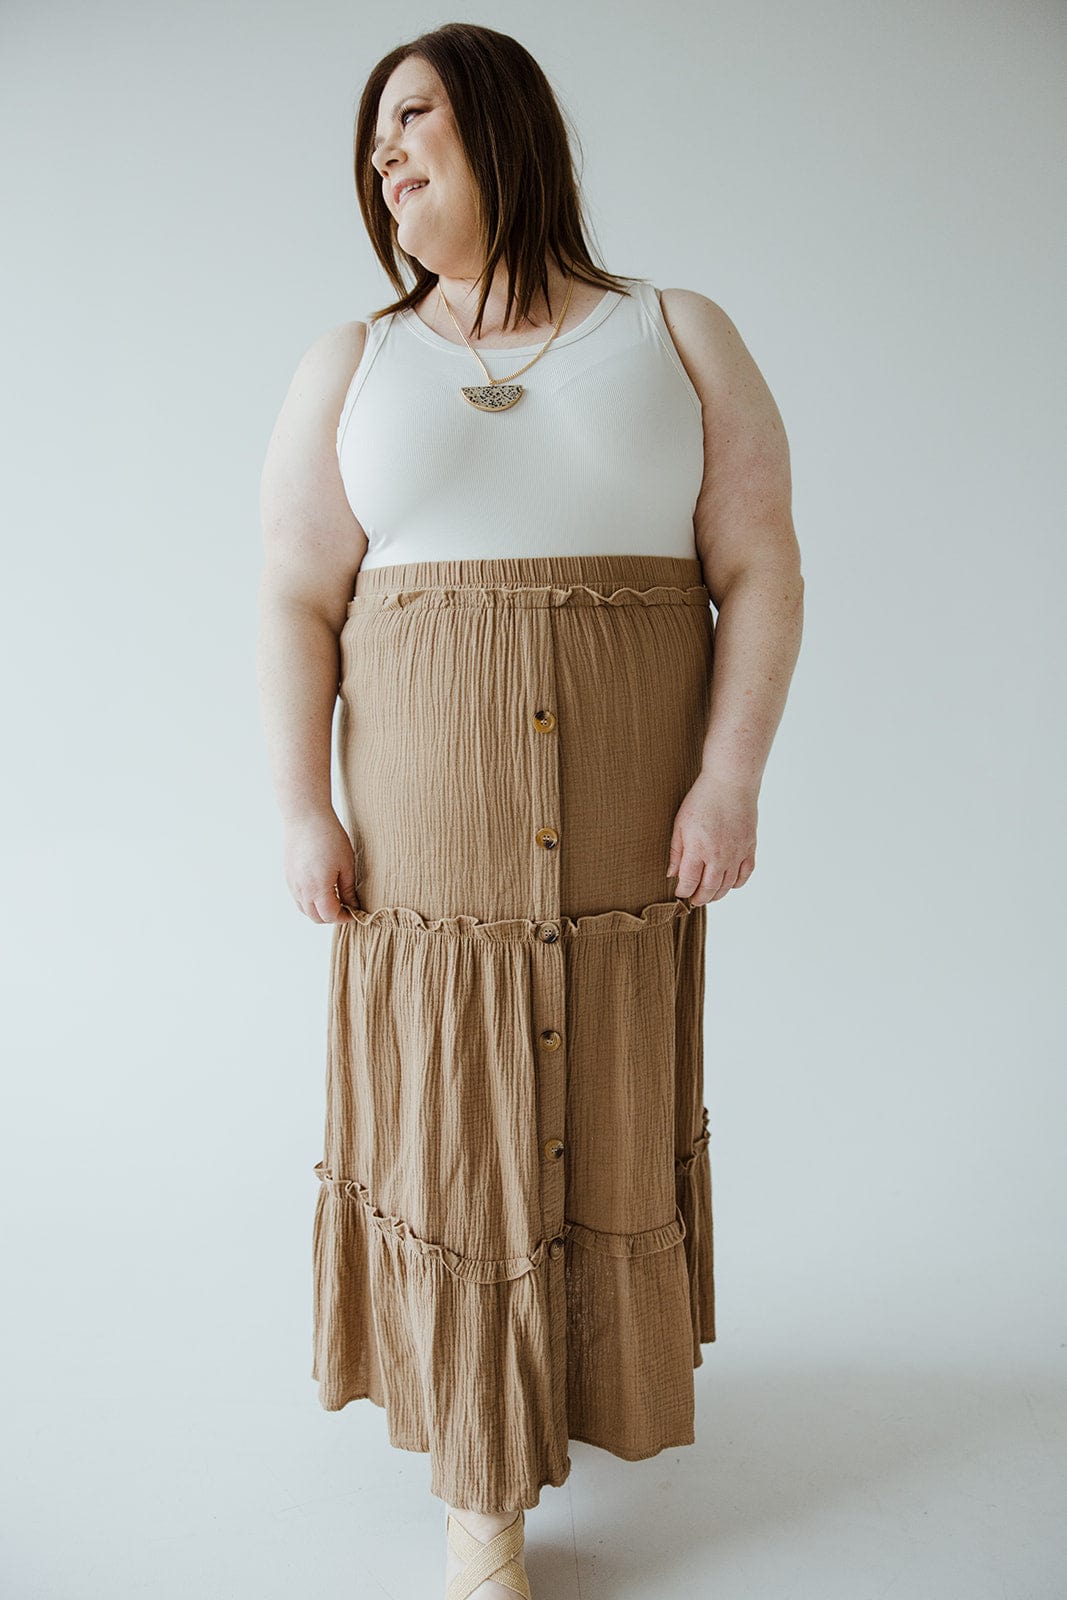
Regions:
[[312, 552, 717, 1513]]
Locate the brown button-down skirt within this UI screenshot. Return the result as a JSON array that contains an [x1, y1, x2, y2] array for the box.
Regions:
[[312, 552, 717, 1513]]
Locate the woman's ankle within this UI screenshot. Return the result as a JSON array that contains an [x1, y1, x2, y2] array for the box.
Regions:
[[446, 1503, 522, 1538]]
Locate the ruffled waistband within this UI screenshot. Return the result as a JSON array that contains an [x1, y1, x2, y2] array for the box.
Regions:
[[346, 581, 711, 614], [353, 552, 706, 597]]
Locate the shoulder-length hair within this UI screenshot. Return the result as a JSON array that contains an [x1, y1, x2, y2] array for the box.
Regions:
[[352, 22, 636, 335]]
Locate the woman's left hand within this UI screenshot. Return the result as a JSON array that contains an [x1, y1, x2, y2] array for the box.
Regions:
[[667, 770, 758, 905]]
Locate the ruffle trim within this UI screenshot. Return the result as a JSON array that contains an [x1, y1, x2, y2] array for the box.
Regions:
[[676, 1104, 711, 1176], [315, 1161, 551, 1282], [313, 1119, 713, 1285], [333, 896, 696, 941], [346, 582, 710, 614]]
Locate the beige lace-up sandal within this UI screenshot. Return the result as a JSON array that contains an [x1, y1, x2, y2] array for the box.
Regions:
[[445, 1508, 532, 1600]]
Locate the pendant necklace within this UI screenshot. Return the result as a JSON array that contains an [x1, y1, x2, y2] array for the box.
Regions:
[[435, 274, 575, 412]]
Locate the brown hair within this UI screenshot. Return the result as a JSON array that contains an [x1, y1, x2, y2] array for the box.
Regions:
[[352, 22, 636, 335]]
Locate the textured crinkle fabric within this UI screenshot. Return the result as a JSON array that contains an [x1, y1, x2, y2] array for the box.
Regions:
[[312, 552, 717, 1513]]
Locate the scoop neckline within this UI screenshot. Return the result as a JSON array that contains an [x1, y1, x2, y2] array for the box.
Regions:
[[398, 283, 626, 357]]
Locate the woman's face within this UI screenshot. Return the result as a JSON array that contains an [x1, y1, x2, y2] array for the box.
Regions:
[[371, 56, 482, 273]]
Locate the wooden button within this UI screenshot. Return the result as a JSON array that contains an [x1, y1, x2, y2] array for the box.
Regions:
[[537, 922, 559, 943], [532, 708, 557, 732], [549, 1236, 565, 1258], [535, 827, 559, 850], [544, 1138, 564, 1160], [539, 1029, 562, 1049]]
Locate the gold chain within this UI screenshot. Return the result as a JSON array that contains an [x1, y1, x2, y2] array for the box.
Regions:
[[436, 274, 575, 386]]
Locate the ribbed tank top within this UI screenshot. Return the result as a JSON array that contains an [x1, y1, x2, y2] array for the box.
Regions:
[[335, 277, 704, 568]]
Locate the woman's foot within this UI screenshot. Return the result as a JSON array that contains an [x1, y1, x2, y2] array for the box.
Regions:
[[444, 1503, 531, 1599]]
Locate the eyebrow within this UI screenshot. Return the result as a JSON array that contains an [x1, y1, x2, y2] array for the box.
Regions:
[[372, 96, 428, 153]]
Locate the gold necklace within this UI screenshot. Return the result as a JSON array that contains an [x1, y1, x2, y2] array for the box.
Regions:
[[435, 274, 576, 411]]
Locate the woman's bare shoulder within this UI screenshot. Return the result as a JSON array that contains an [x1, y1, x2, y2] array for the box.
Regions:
[[265, 319, 370, 457], [656, 289, 795, 586], [656, 289, 750, 380], [656, 287, 785, 436], [291, 318, 369, 398], [259, 320, 372, 615]]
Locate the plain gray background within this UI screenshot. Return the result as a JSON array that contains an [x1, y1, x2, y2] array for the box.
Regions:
[[2, 1, 1064, 1596]]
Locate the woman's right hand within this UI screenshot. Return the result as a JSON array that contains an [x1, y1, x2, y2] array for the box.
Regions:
[[283, 810, 361, 924]]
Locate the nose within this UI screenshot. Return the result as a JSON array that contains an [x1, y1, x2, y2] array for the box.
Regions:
[[373, 131, 403, 179]]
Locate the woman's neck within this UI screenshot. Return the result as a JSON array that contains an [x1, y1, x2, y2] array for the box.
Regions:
[[428, 265, 575, 342]]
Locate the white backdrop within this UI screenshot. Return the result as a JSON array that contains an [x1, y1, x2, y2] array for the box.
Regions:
[[2, 2, 1064, 1596]]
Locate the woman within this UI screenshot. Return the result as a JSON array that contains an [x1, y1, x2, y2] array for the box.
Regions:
[[258, 21, 802, 1599]]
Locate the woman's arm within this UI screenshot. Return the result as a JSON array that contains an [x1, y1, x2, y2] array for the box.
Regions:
[[257, 321, 369, 923], [658, 289, 804, 903]]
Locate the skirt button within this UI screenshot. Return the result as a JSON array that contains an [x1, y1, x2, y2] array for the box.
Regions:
[[549, 1235, 565, 1258], [536, 827, 559, 849], [539, 1028, 562, 1049], [544, 1138, 564, 1160], [537, 922, 560, 943]]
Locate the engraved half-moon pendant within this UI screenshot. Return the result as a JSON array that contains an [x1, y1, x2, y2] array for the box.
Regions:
[[461, 383, 524, 411]]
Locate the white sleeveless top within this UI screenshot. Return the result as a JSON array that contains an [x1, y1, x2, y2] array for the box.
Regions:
[[335, 277, 704, 568]]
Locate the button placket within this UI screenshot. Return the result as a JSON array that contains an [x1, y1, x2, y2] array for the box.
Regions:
[[523, 601, 569, 1457], [526, 606, 566, 1250]]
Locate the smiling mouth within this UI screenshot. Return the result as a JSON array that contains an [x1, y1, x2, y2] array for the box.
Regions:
[[397, 182, 428, 209]]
